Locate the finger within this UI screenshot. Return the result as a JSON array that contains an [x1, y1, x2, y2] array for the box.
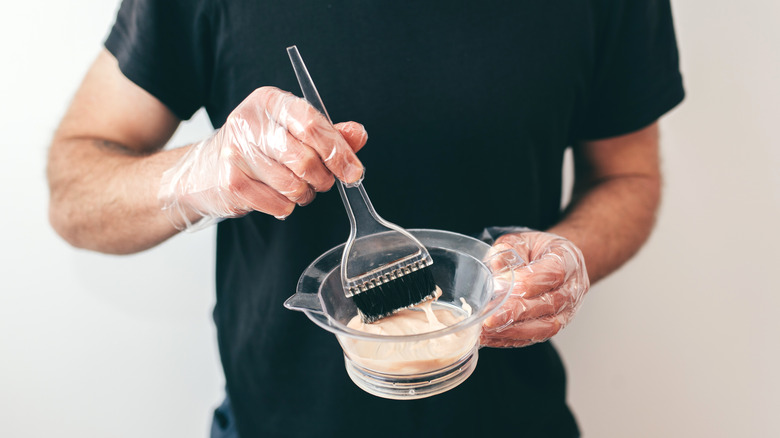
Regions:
[[514, 288, 575, 321], [485, 274, 582, 330], [259, 87, 364, 183], [334, 121, 368, 153], [257, 128, 336, 193], [484, 295, 553, 328], [480, 316, 563, 347], [480, 336, 536, 348], [225, 143, 316, 206], [494, 234, 532, 261], [483, 295, 524, 331], [511, 251, 568, 298], [485, 242, 523, 268], [227, 101, 338, 193], [221, 166, 296, 219]]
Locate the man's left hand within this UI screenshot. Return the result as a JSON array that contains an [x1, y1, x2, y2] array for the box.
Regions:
[[481, 231, 590, 348]]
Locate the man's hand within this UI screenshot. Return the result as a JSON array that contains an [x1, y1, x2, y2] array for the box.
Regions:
[[158, 86, 367, 230], [479, 122, 662, 347], [481, 231, 589, 348], [48, 50, 367, 253]]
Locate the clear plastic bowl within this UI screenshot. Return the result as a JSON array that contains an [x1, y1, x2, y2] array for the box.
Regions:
[[284, 229, 519, 399]]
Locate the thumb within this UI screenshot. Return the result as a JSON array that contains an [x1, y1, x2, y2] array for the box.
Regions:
[[334, 121, 368, 153], [512, 252, 568, 298]]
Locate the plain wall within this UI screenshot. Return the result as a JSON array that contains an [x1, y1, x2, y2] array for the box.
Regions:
[[1, 2, 222, 437], [1, 1, 778, 437]]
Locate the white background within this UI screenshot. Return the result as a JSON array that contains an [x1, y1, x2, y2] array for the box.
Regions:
[[1, 1, 778, 437]]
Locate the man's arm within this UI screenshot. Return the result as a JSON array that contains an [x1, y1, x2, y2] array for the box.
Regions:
[[481, 123, 661, 346], [548, 122, 662, 283], [47, 49, 186, 254], [48, 49, 368, 255]]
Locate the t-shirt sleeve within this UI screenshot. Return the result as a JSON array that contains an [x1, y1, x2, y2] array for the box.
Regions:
[[104, 0, 213, 120], [576, 0, 685, 140]]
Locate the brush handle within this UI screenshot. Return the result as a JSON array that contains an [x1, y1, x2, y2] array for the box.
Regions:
[[338, 181, 398, 237], [287, 45, 432, 293], [287, 46, 392, 237]]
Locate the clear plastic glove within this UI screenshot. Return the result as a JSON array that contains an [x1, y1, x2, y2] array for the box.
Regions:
[[158, 86, 368, 230], [480, 228, 590, 348]]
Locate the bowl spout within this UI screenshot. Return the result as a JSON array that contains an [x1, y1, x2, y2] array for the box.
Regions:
[[283, 292, 324, 314]]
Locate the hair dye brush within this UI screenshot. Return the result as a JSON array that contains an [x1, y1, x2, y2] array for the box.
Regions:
[[287, 46, 437, 323]]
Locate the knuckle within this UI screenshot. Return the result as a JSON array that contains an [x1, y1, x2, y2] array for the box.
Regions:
[[225, 111, 242, 128], [253, 86, 276, 99], [300, 111, 330, 140], [273, 201, 296, 218], [284, 145, 317, 168], [297, 148, 322, 170], [299, 120, 320, 142], [282, 179, 310, 199], [221, 165, 242, 188], [302, 105, 323, 124], [248, 86, 286, 112], [298, 191, 316, 206], [546, 317, 563, 334], [225, 177, 247, 194], [320, 175, 336, 191], [225, 141, 245, 159]]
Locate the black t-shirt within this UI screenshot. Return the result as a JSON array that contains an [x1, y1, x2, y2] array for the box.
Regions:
[[106, 1, 684, 437]]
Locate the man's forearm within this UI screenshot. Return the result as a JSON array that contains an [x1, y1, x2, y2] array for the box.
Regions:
[[547, 174, 660, 283], [47, 138, 192, 254], [546, 123, 662, 284]]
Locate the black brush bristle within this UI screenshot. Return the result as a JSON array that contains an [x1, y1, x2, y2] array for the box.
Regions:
[[352, 266, 437, 323]]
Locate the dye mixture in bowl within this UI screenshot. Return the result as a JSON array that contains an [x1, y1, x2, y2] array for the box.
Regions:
[[341, 287, 478, 374]]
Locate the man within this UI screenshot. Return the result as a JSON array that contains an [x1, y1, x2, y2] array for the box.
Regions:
[[47, 1, 684, 436]]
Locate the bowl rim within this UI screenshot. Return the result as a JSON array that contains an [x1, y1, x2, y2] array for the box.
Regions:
[[294, 228, 515, 342]]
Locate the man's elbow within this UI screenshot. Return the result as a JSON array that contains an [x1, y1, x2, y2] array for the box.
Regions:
[[47, 191, 95, 252], [46, 174, 121, 254], [48, 204, 149, 255]]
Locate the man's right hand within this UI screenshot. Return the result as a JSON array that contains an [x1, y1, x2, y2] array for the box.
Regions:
[[48, 50, 368, 253], [159, 86, 367, 230]]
